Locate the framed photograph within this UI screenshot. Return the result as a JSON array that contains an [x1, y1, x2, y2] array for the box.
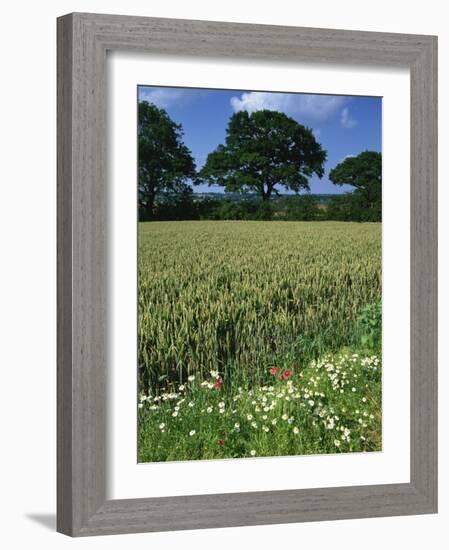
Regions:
[[57, 12, 437, 536]]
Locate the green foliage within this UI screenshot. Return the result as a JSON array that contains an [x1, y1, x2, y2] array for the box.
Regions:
[[329, 151, 382, 220], [138, 101, 196, 220], [326, 193, 381, 222], [199, 110, 327, 201], [357, 302, 382, 350], [211, 200, 248, 221], [139, 192, 381, 223], [280, 194, 321, 221], [329, 151, 381, 196], [138, 350, 381, 462], [153, 187, 199, 221]]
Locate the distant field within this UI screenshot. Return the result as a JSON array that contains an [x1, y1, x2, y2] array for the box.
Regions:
[[138, 221, 381, 390]]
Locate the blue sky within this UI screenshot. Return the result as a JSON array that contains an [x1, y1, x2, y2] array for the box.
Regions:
[[138, 86, 382, 194]]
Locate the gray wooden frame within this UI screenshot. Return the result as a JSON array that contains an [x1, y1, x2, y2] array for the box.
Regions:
[[57, 12, 438, 537]]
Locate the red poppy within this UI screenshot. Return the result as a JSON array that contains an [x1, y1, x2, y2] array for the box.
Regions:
[[269, 367, 280, 376], [280, 368, 293, 381], [218, 439, 225, 447], [213, 376, 223, 390]]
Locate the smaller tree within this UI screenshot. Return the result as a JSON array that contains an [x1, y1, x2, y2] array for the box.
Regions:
[[329, 151, 381, 213], [138, 101, 196, 220]]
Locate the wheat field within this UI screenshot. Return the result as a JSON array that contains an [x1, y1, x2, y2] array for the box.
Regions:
[[138, 221, 381, 391]]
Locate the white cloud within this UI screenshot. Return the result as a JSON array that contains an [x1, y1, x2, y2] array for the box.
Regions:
[[339, 154, 356, 163], [230, 92, 347, 121], [138, 87, 195, 109], [340, 107, 357, 129]]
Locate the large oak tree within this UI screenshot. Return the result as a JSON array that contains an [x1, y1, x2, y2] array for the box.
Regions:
[[199, 110, 327, 200], [138, 101, 196, 219]]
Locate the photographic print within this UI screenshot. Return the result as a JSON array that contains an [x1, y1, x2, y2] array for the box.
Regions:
[[137, 86, 382, 463]]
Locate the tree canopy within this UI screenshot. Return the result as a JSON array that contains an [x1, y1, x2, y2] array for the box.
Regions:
[[138, 101, 196, 219], [199, 110, 327, 200], [329, 151, 382, 210]]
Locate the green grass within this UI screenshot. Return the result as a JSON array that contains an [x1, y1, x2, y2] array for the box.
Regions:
[[138, 220, 382, 461], [138, 351, 381, 462]]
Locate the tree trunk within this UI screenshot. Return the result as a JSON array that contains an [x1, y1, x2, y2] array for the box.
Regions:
[[143, 195, 155, 221], [261, 185, 272, 201]]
